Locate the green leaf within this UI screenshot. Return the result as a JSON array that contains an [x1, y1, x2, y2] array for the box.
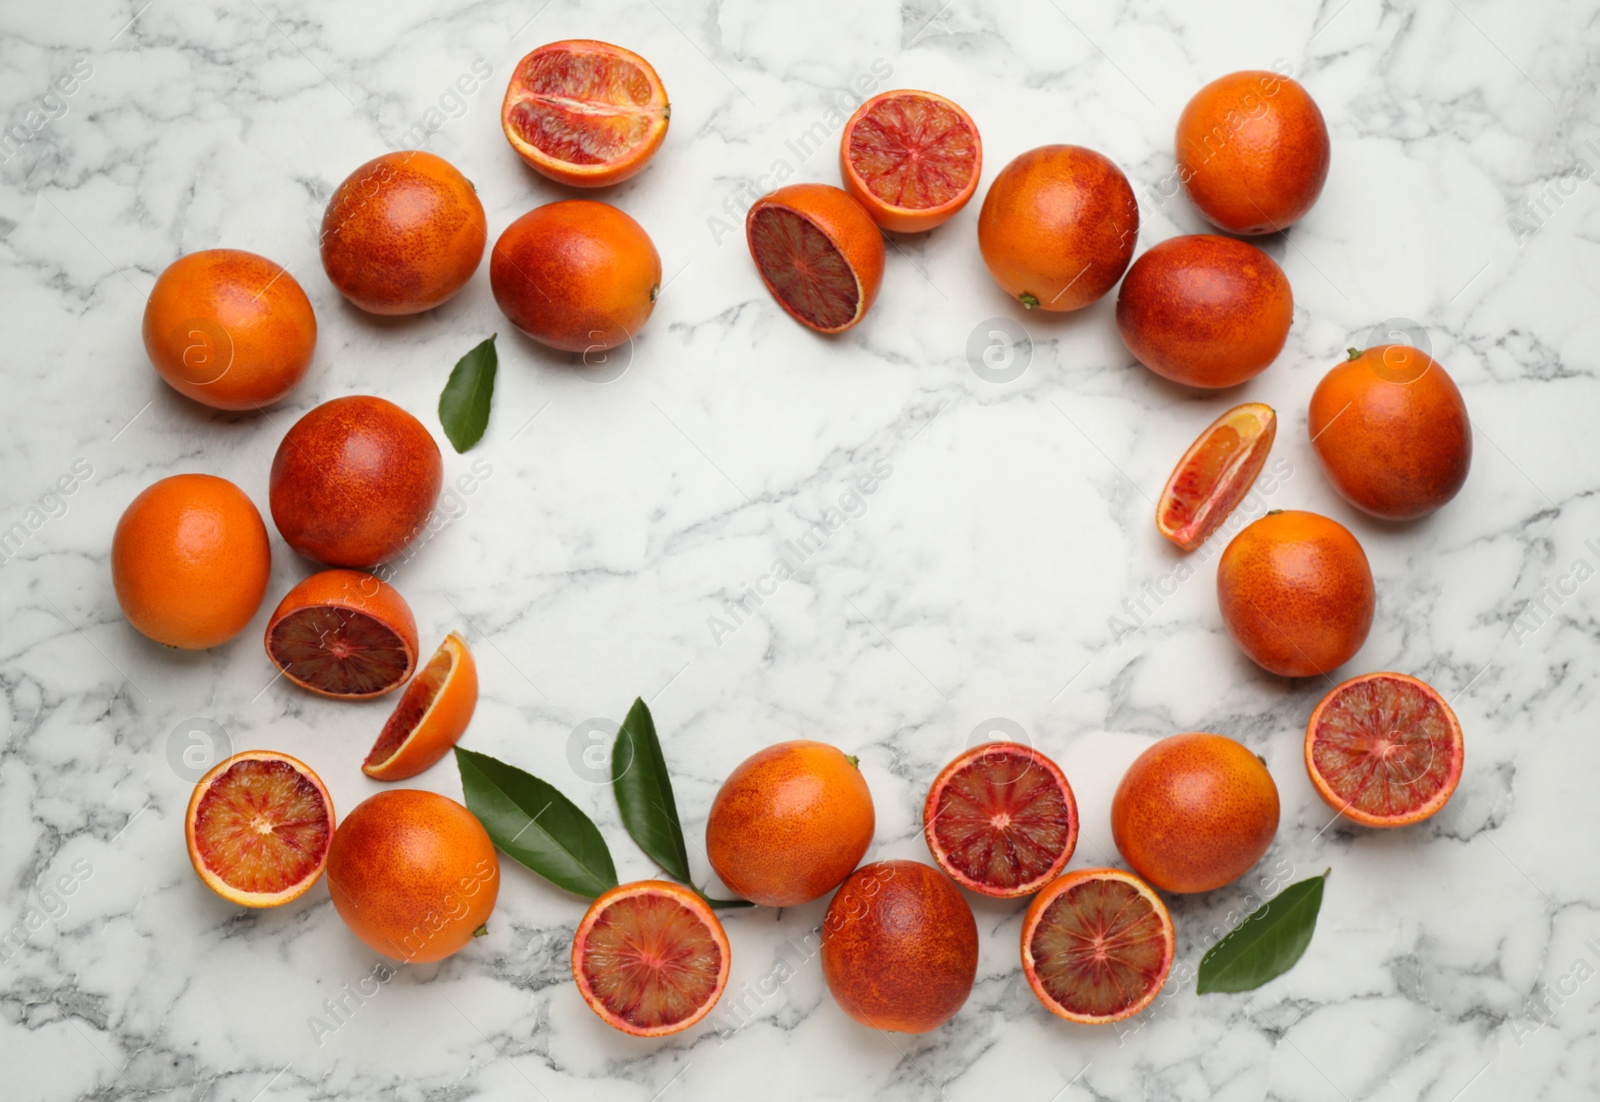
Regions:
[[438, 335, 498, 453], [609, 699, 752, 908], [1197, 870, 1329, 994], [454, 747, 617, 899], [611, 698, 693, 883]]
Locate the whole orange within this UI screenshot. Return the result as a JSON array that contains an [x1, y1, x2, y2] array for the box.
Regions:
[[1217, 510, 1375, 678], [977, 144, 1138, 311], [142, 249, 316, 410], [111, 474, 271, 649], [320, 150, 487, 315], [705, 740, 874, 907], [1309, 345, 1472, 520], [490, 199, 660, 353], [1116, 234, 1292, 388], [268, 395, 442, 568], [1111, 732, 1280, 894], [1176, 70, 1330, 234], [325, 789, 499, 963], [820, 860, 977, 1033]]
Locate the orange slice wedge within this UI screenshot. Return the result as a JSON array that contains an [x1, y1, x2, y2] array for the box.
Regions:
[[363, 632, 478, 781], [1156, 402, 1276, 552]]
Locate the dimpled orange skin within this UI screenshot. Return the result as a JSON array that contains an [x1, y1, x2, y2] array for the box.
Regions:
[[977, 144, 1139, 311], [1309, 346, 1472, 520], [111, 474, 271, 649], [490, 200, 661, 353], [705, 740, 874, 908], [325, 790, 499, 963], [320, 151, 487, 315], [1217, 510, 1375, 678], [269, 395, 442, 568], [1176, 70, 1330, 235], [1111, 733, 1280, 894], [821, 860, 978, 1033], [142, 249, 316, 411], [1116, 234, 1293, 388]]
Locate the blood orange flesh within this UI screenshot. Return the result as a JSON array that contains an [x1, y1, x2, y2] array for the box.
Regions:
[[1306, 672, 1464, 827], [268, 605, 413, 698], [747, 206, 860, 331], [502, 40, 669, 186], [186, 752, 334, 907], [1022, 868, 1174, 1024], [1157, 402, 1276, 552], [842, 90, 980, 232], [924, 742, 1078, 897], [572, 881, 730, 1037], [364, 650, 448, 764], [363, 633, 478, 780]]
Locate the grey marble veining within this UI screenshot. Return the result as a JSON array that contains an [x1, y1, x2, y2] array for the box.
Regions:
[[2, 1, 1598, 1099]]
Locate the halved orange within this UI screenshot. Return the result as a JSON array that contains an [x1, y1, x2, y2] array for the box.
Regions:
[[363, 632, 478, 781], [572, 880, 730, 1037], [924, 742, 1078, 898], [1156, 402, 1276, 552], [264, 569, 418, 699], [501, 39, 670, 188], [185, 751, 334, 908], [1306, 672, 1464, 828], [746, 183, 885, 334], [1022, 868, 1175, 1024], [840, 89, 982, 233]]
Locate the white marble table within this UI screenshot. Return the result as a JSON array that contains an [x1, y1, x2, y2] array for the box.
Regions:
[[3, 1, 1598, 1099]]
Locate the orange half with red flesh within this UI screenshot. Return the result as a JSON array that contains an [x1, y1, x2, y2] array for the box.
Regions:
[[572, 881, 730, 1037], [186, 751, 335, 908], [502, 39, 669, 188]]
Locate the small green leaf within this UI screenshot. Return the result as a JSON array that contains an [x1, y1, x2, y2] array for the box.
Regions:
[[455, 747, 617, 899], [438, 335, 498, 453], [612, 698, 693, 884], [610, 699, 751, 908], [1197, 870, 1329, 994]]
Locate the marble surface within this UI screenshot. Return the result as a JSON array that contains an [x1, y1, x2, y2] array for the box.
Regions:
[[3, 1, 1599, 1099]]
